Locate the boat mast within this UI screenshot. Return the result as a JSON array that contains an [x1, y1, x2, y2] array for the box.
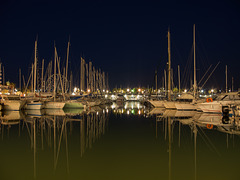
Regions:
[[193, 24, 197, 99], [155, 70, 157, 93], [41, 59, 44, 92], [54, 46, 57, 101], [65, 39, 70, 94], [167, 28, 171, 101], [164, 69, 166, 97], [34, 40, 37, 95], [178, 65, 180, 94], [226, 65, 227, 93], [19, 68, 21, 91]]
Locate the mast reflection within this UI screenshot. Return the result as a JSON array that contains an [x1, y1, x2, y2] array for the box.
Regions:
[[0, 108, 109, 179]]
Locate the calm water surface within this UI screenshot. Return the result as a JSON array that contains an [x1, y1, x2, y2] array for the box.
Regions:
[[0, 102, 239, 180]]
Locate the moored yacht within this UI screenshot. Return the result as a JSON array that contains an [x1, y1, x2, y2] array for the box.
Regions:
[[24, 99, 44, 110], [198, 92, 240, 113], [0, 95, 26, 111]]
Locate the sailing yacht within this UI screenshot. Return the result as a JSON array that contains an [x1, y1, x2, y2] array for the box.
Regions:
[[44, 46, 65, 109], [24, 39, 44, 110], [0, 95, 26, 111]]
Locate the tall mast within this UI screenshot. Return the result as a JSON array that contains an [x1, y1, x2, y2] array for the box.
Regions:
[[54, 47, 57, 101], [34, 40, 37, 94], [155, 70, 157, 93], [225, 65, 227, 93], [178, 65, 180, 94], [65, 39, 70, 93], [19, 68, 21, 91], [164, 69, 167, 97], [167, 28, 171, 101], [41, 59, 44, 92], [193, 24, 197, 99]]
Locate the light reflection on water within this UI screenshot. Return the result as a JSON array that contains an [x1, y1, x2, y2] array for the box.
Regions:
[[0, 102, 240, 180]]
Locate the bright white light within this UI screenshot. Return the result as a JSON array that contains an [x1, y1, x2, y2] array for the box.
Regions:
[[201, 90, 204, 93], [72, 92, 76, 95], [184, 89, 187, 93], [211, 89, 214, 93], [103, 89, 105, 92], [127, 110, 130, 115], [106, 90, 109, 93], [138, 110, 141, 115], [87, 89, 91, 93], [74, 87, 77, 92], [127, 88, 130, 92], [138, 88, 141, 92]]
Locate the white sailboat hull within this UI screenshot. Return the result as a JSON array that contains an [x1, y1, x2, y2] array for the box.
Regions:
[[148, 100, 165, 108], [24, 101, 44, 110], [3, 101, 26, 111], [44, 101, 65, 109], [175, 103, 197, 110], [163, 101, 176, 109]]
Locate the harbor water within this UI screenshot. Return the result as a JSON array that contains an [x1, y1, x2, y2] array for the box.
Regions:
[[0, 102, 239, 180]]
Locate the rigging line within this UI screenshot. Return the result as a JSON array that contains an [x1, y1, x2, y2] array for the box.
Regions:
[[198, 64, 212, 86], [181, 45, 193, 87], [200, 61, 220, 89]]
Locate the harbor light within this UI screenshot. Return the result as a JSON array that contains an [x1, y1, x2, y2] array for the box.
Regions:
[[138, 110, 141, 115], [184, 89, 187, 93], [74, 87, 78, 92], [138, 88, 141, 92], [87, 89, 91, 93], [127, 88, 130, 92]]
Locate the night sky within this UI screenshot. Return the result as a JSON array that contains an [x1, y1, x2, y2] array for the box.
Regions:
[[0, 0, 240, 90]]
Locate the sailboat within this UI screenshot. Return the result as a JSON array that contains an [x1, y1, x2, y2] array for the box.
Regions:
[[148, 29, 172, 109], [24, 39, 44, 110], [171, 24, 198, 110], [1, 94, 26, 111], [44, 46, 65, 109]]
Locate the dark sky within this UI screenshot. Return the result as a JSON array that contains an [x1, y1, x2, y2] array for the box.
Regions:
[[0, 0, 240, 90]]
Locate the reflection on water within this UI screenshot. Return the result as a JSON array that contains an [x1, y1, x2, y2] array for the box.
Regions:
[[0, 102, 240, 179]]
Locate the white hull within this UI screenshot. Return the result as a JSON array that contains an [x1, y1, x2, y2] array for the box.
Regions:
[[197, 102, 222, 113], [148, 100, 165, 108], [24, 101, 44, 110], [175, 103, 197, 110], [163, 101, 176, 109], [3, 101, 26, 111], [44, 101, 65, 109]]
